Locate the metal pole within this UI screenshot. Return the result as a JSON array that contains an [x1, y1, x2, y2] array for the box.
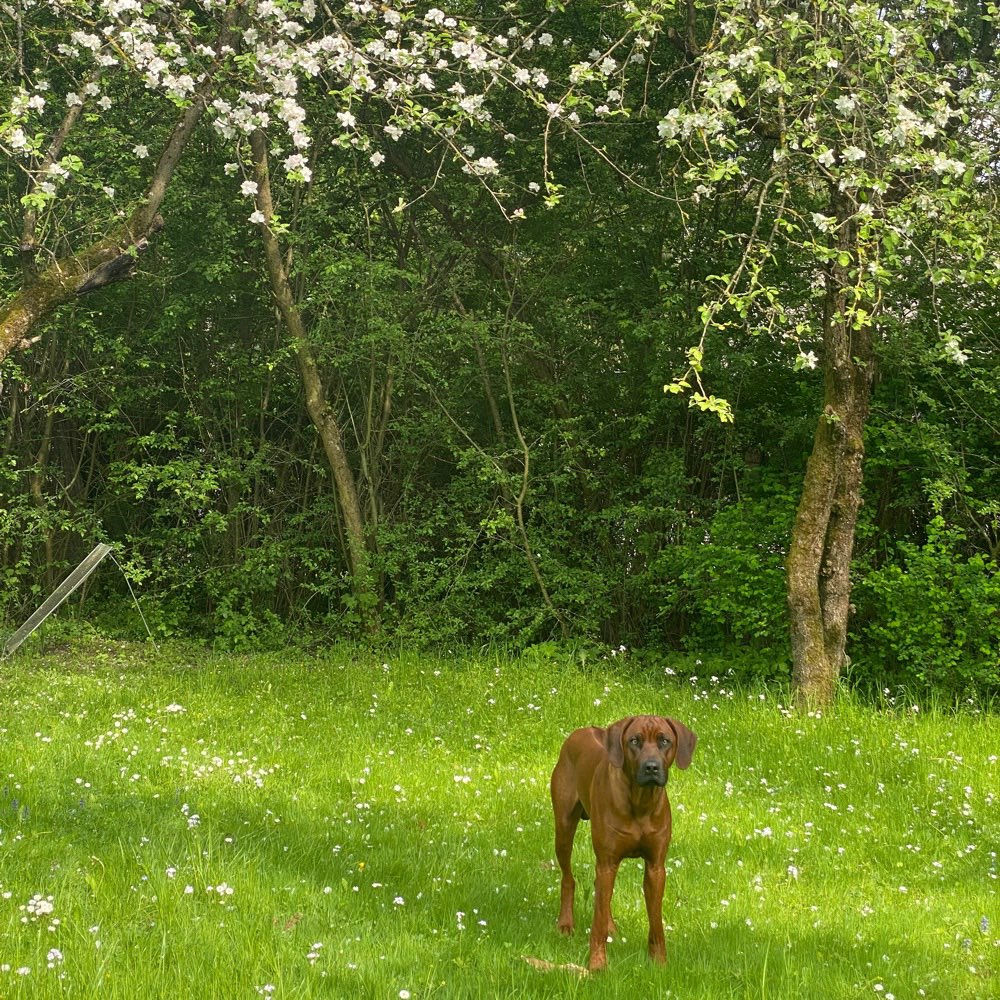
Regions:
[[2, 543, 114, 657]]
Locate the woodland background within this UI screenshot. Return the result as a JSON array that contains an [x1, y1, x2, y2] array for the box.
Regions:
[[1, 1, 998, 701]]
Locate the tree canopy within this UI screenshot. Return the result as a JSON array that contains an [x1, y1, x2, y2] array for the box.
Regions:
[[2, 0, 998, 701]]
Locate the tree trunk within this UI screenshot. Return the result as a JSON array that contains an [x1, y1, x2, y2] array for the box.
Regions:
[[787, 209, 875, 709], [248, 130, 375, 621], [0, 77, 212, 364]]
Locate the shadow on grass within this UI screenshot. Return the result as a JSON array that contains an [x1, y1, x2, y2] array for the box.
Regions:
[[4, 773, 984, 999]]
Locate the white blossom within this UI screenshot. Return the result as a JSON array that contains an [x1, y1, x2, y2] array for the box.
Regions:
[[941, 334, 968, 364], [465, 155, 499, 176]]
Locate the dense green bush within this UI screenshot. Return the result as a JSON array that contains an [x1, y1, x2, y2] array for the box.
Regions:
[[669, 486, 796, 653], [852, 518, 1000, 698]]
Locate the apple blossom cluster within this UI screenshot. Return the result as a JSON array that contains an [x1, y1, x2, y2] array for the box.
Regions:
[[0, 0, 664, 221], [653, 2, 993, 216], [649, 0, 996, 378], [2, 0, 226, 212]]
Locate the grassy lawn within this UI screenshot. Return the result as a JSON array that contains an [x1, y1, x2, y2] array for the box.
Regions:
[[0, 640, 996, 998]]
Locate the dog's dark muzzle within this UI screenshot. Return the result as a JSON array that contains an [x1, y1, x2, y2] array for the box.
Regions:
[[637, 757, 667, 787]]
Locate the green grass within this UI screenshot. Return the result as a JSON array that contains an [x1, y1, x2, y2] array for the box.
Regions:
[[0, 640, 996, 998]]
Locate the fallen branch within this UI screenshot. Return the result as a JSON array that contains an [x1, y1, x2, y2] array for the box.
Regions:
[[520, 955, 589, 976]]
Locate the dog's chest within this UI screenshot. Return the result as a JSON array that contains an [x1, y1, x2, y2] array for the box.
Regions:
[[614, 806, 671, 858]]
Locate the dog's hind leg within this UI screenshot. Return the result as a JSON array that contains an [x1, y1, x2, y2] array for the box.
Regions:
[[551, 765, 584, 934]]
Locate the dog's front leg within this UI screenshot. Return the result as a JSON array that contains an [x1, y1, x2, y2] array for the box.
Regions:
[[642, 860, 667, 964], [588, 859, 620, 972]]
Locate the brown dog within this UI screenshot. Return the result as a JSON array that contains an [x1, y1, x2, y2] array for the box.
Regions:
[[550, 715, 696, 971]]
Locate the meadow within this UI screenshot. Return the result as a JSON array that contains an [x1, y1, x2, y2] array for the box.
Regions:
[[0, 640, 996, 998]]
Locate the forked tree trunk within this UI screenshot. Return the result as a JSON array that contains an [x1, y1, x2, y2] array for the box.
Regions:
[[787, 208, 875, 709]]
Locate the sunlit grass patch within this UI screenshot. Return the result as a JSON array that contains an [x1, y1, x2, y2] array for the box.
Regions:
[[0, 642, 995, 998]]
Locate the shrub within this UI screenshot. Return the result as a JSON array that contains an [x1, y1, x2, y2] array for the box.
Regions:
[[852, 518, 1000, 699], [671, 487, 797, 653]]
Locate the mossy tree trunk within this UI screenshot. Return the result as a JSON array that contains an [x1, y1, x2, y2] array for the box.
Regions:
[[0, 68, 218, 365], [787, 203, 875, 709]]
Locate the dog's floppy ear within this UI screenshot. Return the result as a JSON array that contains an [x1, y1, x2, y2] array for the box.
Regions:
[[604, 717, 634, 768], [666, 718, 697, 770]]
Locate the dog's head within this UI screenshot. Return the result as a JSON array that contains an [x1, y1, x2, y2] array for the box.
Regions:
[[605, 715, 697, 787]]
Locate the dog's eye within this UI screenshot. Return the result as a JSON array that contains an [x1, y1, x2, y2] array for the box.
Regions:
[[658, 735, 672, 749], [629, 736, 641, 747]]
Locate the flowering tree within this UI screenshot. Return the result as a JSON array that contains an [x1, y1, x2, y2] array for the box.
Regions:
[[1, 0, 632, 615], [221, 2, 589, 614], [0, 4, 239, 359], [5, 1, 994, 664], [647, 0, 999, 705]]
